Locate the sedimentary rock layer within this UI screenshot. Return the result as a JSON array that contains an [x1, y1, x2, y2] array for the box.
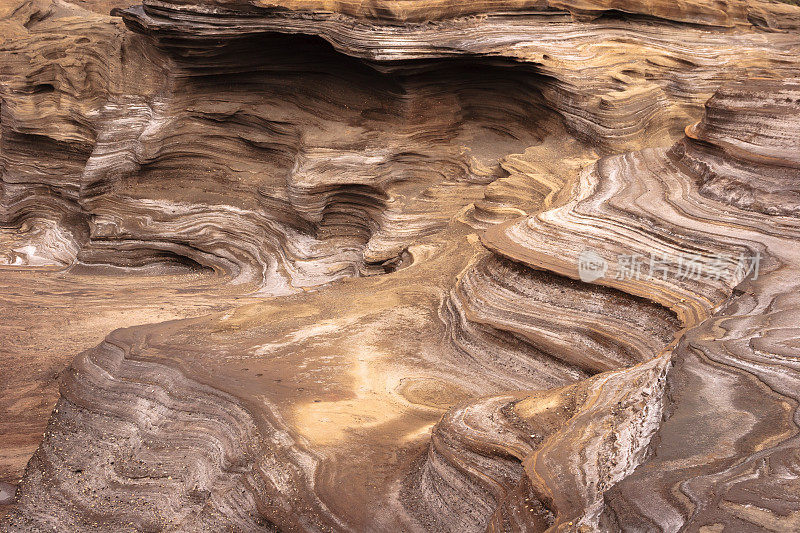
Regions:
[[2, 0, 800, 531], [474, 76, 800, 531]]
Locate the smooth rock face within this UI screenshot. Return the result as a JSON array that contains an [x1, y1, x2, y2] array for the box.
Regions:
[[1, 0, 800, 531]]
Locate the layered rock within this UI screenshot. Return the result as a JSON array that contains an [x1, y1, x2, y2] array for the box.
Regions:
[[2, 0, 800, 531], [600, 77, 800, 533], [119, 0, 800, 152], [437, 76, 800, 531], [677, 79, 800, 216], [4, 0, 800, 282]]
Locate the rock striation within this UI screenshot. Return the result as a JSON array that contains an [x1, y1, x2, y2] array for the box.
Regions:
[[2, 0, 800, 531]]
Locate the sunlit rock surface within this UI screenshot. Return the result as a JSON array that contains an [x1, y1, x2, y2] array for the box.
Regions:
[[2, 0, 800, 530]]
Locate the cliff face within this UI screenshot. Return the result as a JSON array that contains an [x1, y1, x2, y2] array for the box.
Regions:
[[2, 0, 800, 531]]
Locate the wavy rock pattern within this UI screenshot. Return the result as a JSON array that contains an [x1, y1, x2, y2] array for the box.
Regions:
[[2, 0, 800, 531], [474, 76, 800, 531]]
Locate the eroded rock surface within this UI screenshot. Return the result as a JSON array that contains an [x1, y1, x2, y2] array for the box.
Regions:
[[2, 0, 800, 531]]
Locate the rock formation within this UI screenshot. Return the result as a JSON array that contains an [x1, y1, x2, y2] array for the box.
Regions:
[[1, 0, 800, 531]]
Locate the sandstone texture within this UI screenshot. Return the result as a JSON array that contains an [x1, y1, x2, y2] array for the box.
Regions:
[[2, 0, 800, 531]]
